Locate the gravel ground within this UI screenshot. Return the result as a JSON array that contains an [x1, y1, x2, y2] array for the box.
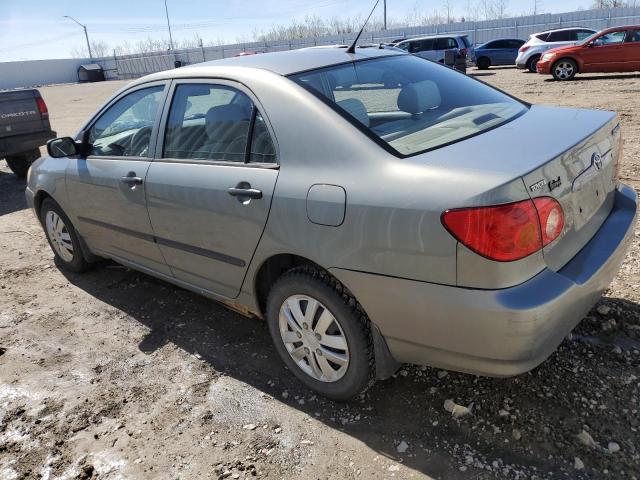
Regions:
[[1, 68, 639, 480]]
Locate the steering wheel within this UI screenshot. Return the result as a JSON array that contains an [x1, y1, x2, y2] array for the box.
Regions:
[[128, 126, 152, 157]]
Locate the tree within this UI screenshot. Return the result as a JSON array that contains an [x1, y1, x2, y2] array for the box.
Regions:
[[70, 40, 110, 59]]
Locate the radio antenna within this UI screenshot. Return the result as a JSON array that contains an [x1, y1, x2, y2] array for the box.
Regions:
[[346, 0, 381, 54]]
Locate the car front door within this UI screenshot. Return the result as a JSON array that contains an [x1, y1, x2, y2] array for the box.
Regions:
[[145, 80, 279, 299], [581, 30, 628, 72], [65, 81, 172, 275], [412, 39, 436, 61]]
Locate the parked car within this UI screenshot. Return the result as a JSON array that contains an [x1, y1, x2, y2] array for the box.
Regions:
[[516, 27, 596, 72], [29, 47, 637, 400], [1, 89, 55, 178], [394, 34, 473, 72], [537, 25, 640, 80], [472, 38, 525, 69]]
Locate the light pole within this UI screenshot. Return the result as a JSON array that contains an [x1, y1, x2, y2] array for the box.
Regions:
[[163, 0, 175, 52], [64, 15, 93, 61], [383, 0, 387, 30]]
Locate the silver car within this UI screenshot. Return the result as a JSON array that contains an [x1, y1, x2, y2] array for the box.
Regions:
[[515, 26, 596, 72], [27, 47, 637, 400]]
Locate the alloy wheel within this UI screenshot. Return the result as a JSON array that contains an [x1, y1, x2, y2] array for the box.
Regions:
[[554, 61, 575, 80], [278, 294, 349, 382], [45, 210, 74, 262]]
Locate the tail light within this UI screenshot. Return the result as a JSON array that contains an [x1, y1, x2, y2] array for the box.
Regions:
[[459, 47, 468, 58], [441, 197, 564, 262], [519, 45, 530, 53], [35, 95, 49, 119]]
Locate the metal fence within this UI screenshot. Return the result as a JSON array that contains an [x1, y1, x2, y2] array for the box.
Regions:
[[98, 6, 640, 80]]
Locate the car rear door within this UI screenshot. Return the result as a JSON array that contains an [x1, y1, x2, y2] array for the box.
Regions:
[[623, 29, 640, 71], [145, 80, 279, 299], [65, 81, 172, 275]]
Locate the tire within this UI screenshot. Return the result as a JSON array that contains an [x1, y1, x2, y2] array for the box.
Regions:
[[5, 148, 40, 179], [526, 55, 541, 73], [40, 198, 90, 273], [551, 58, 578, 81], [476, 57, 491, 70], [266, 267, 375, 400]]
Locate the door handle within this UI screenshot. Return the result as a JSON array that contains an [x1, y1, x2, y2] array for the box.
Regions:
[[228, 181, 262, 200], [120, 171, 143, 186]]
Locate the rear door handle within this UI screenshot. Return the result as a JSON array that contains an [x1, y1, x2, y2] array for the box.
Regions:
[[120, 171, 143, 186], [228, 182, 262, 199]]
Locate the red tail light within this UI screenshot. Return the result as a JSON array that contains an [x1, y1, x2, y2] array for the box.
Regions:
[[519, 45, 530, 53], [35, 96, 49, 119], [459, 47, 468, 57], [441, 197, 564, 262]]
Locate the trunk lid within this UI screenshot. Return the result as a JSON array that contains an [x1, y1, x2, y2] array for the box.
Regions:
[[0, 89, 47, 139], [416, 105, 620, 272]]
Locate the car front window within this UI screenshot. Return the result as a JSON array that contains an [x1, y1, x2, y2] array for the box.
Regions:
[[291, 55, 527, 157]]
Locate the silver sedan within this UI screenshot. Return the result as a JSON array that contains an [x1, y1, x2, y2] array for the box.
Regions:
[[27, 47, 637, 399]]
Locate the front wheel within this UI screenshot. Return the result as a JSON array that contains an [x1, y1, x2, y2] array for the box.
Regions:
[[266, 267, 375, 400], [5, 148, 40, 179], [40, 198, 90, 273], [476, 57, 491, 70], [552, 58, 577, 81]]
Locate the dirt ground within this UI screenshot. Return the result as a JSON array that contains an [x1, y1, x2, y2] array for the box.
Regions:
[[1, 68, 639, 480]]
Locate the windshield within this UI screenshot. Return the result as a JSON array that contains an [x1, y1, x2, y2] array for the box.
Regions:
[[291, 55, 527, 156]]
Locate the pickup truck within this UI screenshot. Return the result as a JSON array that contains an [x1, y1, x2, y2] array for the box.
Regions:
[[0, 89, 56, 178]]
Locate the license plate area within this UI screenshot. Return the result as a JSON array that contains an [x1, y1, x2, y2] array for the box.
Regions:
[[571, 165, 607, 230]]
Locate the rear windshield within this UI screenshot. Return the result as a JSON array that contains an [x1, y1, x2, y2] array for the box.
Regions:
[[291, 55, 527, 156]]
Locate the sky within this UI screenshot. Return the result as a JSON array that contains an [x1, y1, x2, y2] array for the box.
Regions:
[[0, 0, 589, 62]]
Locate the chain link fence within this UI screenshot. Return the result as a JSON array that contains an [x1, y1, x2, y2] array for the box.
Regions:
[[98, 6, 640, 80]]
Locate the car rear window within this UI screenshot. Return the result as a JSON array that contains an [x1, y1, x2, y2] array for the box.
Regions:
[[291, 55, 527, 157]]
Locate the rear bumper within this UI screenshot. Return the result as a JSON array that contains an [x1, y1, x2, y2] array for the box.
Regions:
[[331, 184, 638, 377], [0, 130, 56, 158]]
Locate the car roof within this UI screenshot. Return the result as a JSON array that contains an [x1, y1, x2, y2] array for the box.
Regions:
[[533, 26, 594, 35], [598, 24, 640, 34], [175, 47, 403, 76], [397, 34, 467, 43]]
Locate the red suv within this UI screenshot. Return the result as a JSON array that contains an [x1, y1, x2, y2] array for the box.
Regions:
[[537, 25, 640, 80]]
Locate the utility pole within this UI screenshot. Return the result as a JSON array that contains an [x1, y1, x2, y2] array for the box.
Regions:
[[383, 0, 387, 30], [164, 0, 175, 51], [64, 15, 93, 61]]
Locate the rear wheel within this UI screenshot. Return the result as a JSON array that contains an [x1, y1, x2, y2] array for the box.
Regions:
[[552, 58, 577, 81], [40, 198, 90, 273], [5, 148, 40, 179], [266, 267, 375, 400], [526, 55, 541, 73], [476, 57, 491, 70]]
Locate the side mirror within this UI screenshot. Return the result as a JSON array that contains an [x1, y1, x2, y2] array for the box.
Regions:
[[47, 137, 78, 158]]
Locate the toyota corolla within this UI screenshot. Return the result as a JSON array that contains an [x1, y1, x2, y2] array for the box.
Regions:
[[27, 47, 637, 399]]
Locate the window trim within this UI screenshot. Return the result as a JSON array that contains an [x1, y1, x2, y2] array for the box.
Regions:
[[77, 80, 170, 161], [154, 78, 279, 168], [288, 55, 529, 159]]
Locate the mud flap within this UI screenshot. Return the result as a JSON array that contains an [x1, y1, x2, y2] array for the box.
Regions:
[[371, 323, 401, 380]]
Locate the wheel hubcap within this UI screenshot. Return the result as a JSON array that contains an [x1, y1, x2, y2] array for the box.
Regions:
[[45, 211, 74, 262], [555, 62, 574, 79], [279, 294, 349, 383]]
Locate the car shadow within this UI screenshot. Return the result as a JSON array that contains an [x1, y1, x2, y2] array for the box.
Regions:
[[544, 73, 640, 82], [0, 168, 28, 216], [468, 72, 496, 77], [59, 264, 640, 478]]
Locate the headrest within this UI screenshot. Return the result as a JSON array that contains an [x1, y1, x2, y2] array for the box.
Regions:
[[205, 104, 249, 125], [337, 98, 370, 128], [205, 104, 249, 138], [397, 80, 441, 114]]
